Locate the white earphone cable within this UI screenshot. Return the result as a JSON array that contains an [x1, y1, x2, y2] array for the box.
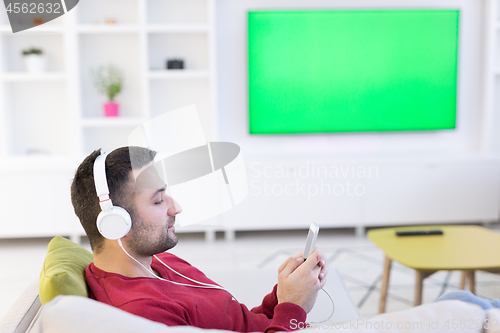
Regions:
[[307, 288, 335, 325], [153, 248, 334, 323], [117, 239, 334, 321], [153, 254, 223, 287], [117, 239, 239, 301]]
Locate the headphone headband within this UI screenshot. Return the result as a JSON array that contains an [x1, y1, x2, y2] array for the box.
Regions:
[[94, 152, 112, 212], [93, 150, 132, 240]]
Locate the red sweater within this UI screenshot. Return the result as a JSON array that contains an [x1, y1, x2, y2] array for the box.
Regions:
[[85, 252, 306, 333]]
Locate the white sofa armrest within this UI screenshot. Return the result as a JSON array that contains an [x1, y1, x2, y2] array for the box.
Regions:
[[0, 279, 41, 333], [32, 297, 489, 333], [30, 296, 213, 333]]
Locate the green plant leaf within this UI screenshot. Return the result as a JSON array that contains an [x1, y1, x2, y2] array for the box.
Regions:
[[90, 64, 124, 101]]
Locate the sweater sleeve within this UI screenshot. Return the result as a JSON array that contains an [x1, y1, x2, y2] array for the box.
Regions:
[[250, 284, 307, 332], [265, 303, 307, 333], [250, 284, 279, 318]]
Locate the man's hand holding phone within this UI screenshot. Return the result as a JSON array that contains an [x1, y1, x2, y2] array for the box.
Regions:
[[277, 249, 328, 313], [276, 223, 328, 313]]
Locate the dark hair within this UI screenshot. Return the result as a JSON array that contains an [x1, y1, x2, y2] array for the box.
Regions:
[[70, 147, 156, 253]]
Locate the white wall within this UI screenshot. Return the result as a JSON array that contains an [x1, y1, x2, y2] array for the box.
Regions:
[[0, 0, 496, 238], [210, 0, 500, 231], [215, 0, 484, 158]]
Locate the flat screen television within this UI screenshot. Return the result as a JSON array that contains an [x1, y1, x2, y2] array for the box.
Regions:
[[248, 9, 460, 134]]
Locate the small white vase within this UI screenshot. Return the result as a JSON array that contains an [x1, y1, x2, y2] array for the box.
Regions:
[[24, 55, 47, 74]]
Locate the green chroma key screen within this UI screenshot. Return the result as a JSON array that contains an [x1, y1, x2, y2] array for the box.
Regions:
[[248, 10, 459, 134]]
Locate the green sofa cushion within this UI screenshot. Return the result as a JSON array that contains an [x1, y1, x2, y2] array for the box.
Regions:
[[39, 236, 93, 305]]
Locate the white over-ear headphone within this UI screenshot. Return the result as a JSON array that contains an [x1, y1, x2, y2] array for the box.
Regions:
[[93, 152, 132, 240], [93, 151, 238, 300]]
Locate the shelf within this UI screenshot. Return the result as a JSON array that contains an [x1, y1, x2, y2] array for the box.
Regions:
[[0, 155, 81, 172], [1, 72, 66, 82], [146, 0, 208, 26], [79, 33, 142, 118], [148, 33, 209, 71], [76, 25, 140, 34], [0, 24, 63, 34], [4, 80, 70, 156], [83, 126, 138, 154], [149, 80, 211, 137], [77, 0, 138, 25], [146, 25, 210, 33], [0, 0, 217, 240], [0, 25, 11, 33], [81, 117, 144, 128], [1, 33, 66, 72], [148, 70, 210, 80]]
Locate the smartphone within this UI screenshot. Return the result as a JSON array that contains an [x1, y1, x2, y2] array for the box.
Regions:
[[303, 222, 319, 260]]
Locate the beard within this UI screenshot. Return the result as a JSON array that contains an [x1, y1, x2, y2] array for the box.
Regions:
[[127, 216, 178, 257]]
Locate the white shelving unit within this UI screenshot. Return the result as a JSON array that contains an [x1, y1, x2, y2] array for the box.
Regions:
[[0, 0, 217, 240], [148, 70, 210, 80], [76, 25, 141, 34], [1, 72, 66, 81]]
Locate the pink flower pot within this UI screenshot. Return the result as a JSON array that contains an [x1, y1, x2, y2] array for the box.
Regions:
[[104, 102, 119, 117]]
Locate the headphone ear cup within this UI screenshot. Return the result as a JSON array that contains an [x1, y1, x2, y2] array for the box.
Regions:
[[97, 206, 132, 240]]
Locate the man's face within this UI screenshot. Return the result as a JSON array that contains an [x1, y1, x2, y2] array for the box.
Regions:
[[126, 164, 182, 257]]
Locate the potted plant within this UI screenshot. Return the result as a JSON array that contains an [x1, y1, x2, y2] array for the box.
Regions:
[[22, 47, 46, 73], [91, 64, 124, 117]]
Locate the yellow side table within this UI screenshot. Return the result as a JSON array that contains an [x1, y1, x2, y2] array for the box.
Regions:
[[368, 225, 500, 313]]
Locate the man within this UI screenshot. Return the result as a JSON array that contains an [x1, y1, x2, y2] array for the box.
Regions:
[[71, 147, 328, 333]]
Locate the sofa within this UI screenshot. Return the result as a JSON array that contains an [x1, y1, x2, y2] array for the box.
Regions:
[[1, 237, 500, 333], [0, 236, 360, 333]]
